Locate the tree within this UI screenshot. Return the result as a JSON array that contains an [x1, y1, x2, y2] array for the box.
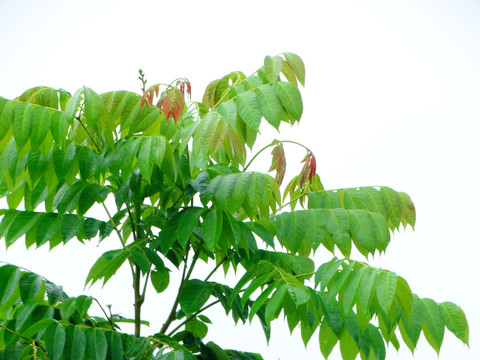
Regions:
[[0, 53, 469, 360]]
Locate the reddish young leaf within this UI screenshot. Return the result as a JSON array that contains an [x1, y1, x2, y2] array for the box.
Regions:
[[269, 143, 287, 186], [162, 87, 184, 123], [140, 84, 160, 109], [299, 152, 316, 186]]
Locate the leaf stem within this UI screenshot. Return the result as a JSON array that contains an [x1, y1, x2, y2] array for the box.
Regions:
[[243, 139, 312, 172]]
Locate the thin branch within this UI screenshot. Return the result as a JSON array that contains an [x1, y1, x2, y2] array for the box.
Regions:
[[204, 252, 232, 282], [93, 298, 116, 331], [167, 299, 221, 337], [0, 323, 30, 342], [102, 202, 126, 247], [75, 115, 101, 152], [159, 246, 190, 334]]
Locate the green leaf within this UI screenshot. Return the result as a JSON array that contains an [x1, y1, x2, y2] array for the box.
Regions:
[[218, 100, 237, 126], [380, 187, 402, 231], [86, 328, 108, 360], [0, 264, 21, 305], [5, 211, 41, 247], [19, 272, 44, 303], [86, 249, 129, 286], [339, 328, 358, 360], [422, 298, 445, 354], [284, 53, 306, 86], [185, 318, 208, 338], [193, 112, 228, 158], [78, 184, 109, 216], [65, 325, 86, 360], [264, 55, 284, 84], [75, 295, 92, 317], [274, 81, 303, 121], [255, 85, 282, 129], [399, 295, 425, 352], [137, 135, 166, 182], [44, 322, 66, 360], [375, 271, 397, 314], [179, 280, 211, 314], [65, 89, 83, 123], [209, 173, 249, 214], [13, 102, 33, 150], [341, 264, 367, 314], [105, 330, 123, 360], [326, 209, 351, 256], [235, 92, 261, 131], [319, 320, 338, 359], [265, 283, 287, 323], [83, 86, 104, 129], [202, 209, 222, 250], [395, 276, 413, 319], [440, 302, 469, 345], [151, 269, 170, 293]]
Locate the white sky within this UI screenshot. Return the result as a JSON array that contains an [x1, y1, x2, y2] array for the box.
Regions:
[[0, 1, 479, 359]]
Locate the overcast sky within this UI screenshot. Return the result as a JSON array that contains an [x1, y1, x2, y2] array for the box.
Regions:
[[0, 1, 479, 359]]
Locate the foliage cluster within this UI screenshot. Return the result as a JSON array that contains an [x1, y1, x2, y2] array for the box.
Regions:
[[0, 54, 468, 359]]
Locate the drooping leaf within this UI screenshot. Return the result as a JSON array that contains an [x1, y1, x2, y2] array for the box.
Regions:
[[284, 53, 306, 86]]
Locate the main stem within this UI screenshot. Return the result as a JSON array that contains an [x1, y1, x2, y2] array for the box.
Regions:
[[132, 202, 144, 337], [134, 264, 143, 337]]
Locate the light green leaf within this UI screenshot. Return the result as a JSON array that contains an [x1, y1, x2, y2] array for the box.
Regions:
[[319, 320, 338, 359], [274, 81, 303, 121], [264, 55, 284, 84], [284, 53, 305, 86], [422, 298, 445, 354], [218, 100, 237, 126], [193, 112, 228, 157], [65, 89, 83, 123], [339, 328, 358, 360], [83, 86, 103, 130], [12, 102, 33, 150], [341, 264, 367, 313], [440, 302, 469, 345], [137, 135, 167, 182], [380, 187, 402, 231], [86, 249, 129, 286], [375, 271, 397, 313], [256, 84, 282, 129], [235, 91, 262, 131], [326, 209, 351, 257], [399, 295, 425, 353], [395, 276, 413, 319], [209, 172, 249, 214]]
